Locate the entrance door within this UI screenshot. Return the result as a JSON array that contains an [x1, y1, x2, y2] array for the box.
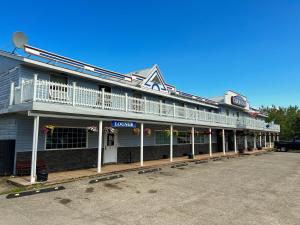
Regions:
[[0, 140, 15, 176], [103, 133, 118, 164]]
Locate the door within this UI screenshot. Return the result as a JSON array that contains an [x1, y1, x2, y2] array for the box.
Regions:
[[103, 133, 118, 163], [0, 140, 15, 176]]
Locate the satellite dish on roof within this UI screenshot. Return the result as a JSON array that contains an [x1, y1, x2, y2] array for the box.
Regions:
[[12, 32, 28, 49]]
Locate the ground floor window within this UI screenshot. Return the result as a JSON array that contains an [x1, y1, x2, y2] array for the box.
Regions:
[[45, 127, 87, 150], [155, 130, 170, 145], [195, 134, 205, 144], [177, 131, 190, 144]]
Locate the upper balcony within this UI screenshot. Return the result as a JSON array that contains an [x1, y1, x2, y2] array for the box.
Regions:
[[9, 78, 280, 133]]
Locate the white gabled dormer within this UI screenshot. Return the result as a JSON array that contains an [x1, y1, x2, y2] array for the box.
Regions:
[[141, 65, 169, 93]]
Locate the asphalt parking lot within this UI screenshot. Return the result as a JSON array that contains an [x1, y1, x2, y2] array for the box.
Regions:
[[0, 152, 299, 225]]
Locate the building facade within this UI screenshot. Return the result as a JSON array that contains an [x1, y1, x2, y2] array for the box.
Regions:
[[0, 44, 280, 182]]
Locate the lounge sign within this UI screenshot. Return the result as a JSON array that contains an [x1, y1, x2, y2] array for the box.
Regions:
[[231, 95, 247, 108], [112, 121, 137, 128]]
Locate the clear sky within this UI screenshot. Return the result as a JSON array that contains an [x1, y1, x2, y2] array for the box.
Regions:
[[0, 0, 299, 107]]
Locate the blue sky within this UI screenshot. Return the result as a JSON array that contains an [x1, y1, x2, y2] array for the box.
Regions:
[[0, 0, 299, 107]]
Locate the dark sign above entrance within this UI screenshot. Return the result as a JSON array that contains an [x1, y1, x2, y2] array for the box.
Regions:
[[112, 121, 137, 128], [231, 95, 247, 108]]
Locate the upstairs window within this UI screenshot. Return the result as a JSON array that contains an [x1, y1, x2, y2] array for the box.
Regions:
[[50, 74, 68, 84]]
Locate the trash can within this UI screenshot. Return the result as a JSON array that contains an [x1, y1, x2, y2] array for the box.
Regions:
[[37, 170, 48, 182]]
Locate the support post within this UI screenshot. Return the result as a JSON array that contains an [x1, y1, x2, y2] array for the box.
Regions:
[[144, 97, 147, 113], [234, 130, 237, 154], [253, 133, 257, 150], [170, 124, 173, 162], [259, 132, 262, 148], [140, 123, 144, 166], [20, 80, 24, 103], [125, 93, 128, 112], [30, 116, 39, 183], [269, 133, 271, 148], [264, 133, 267, 148], [101, 88, 105, 109], [33, 74, 38, 101], [159, 100, 162, 116], [209, 128, 212, 156], [9, 82, 15, 106], [277, 134, 279, 141], [97, 120, 103, 173], [173, 103, 176, 117], [222, 129, 225, 155], [244, 134, 248, 151], [191, 126, 195, 157], [72, 82, 76, 106]]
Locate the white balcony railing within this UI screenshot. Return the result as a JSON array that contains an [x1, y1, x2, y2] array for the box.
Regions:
[[11, 79, 281, 132]]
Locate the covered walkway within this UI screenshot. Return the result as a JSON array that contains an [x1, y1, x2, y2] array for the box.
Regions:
[[8, 150, 271, 188]]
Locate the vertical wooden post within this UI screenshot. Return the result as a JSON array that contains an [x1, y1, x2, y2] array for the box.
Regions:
[[222, 129, 226, 155], [259, 132, 262, 148], [170, 124, 173, 162], [72, 82, 76, 106], [140, 123, 144, 166], [125, 93, 128, 112], [33, 74, 38, 102], [9, 82, 15, 106], [234, 130, 237, 153], [191, 126, 195, 157], [97, 120, 103, 173], [101, 88, 105, 109], [209, 128, 212, 156], [173, 103, 176, 117], [30, 116, 39, 183]]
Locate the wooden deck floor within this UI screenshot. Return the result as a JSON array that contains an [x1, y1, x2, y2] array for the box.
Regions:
[[8, 149, 271, 187]]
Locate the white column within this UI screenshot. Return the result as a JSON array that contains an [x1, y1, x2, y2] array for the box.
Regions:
[[140, 123, 144, 166], [125, 93, 128, 112], [209, 128, 212, 156], [259, 132, 262, 148], [33, 74, 38, 102], [97, 120, 103, 173], [234, 130, 237, 153], [222, 129, 225, 155], [264, 133, 267, 148], [30, 116, 39, 183], [253, 133, 257, 150], [244, 134, 248, 150], [72, 82, 76, 106], [269, 133, 271, 148], [101, 88, 105, 109], [191, 126, 195, 157], [170, 124, 173, 162], [277, 134, 279, 141], [9, 82, 15, 106]]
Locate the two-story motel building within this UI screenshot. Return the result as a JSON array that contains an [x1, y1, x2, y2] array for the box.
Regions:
[[0, 43, 280, 183]]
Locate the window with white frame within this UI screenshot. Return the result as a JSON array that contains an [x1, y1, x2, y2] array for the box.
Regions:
[[155, 130, 170, 145], [177, 131, 190, 144], [195, 134, 205, 144], [45, 127, 87, 150]]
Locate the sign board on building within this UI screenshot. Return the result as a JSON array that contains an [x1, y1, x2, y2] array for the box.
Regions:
[[231, 95, 247, 108], [112, 121, 137, 128]]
